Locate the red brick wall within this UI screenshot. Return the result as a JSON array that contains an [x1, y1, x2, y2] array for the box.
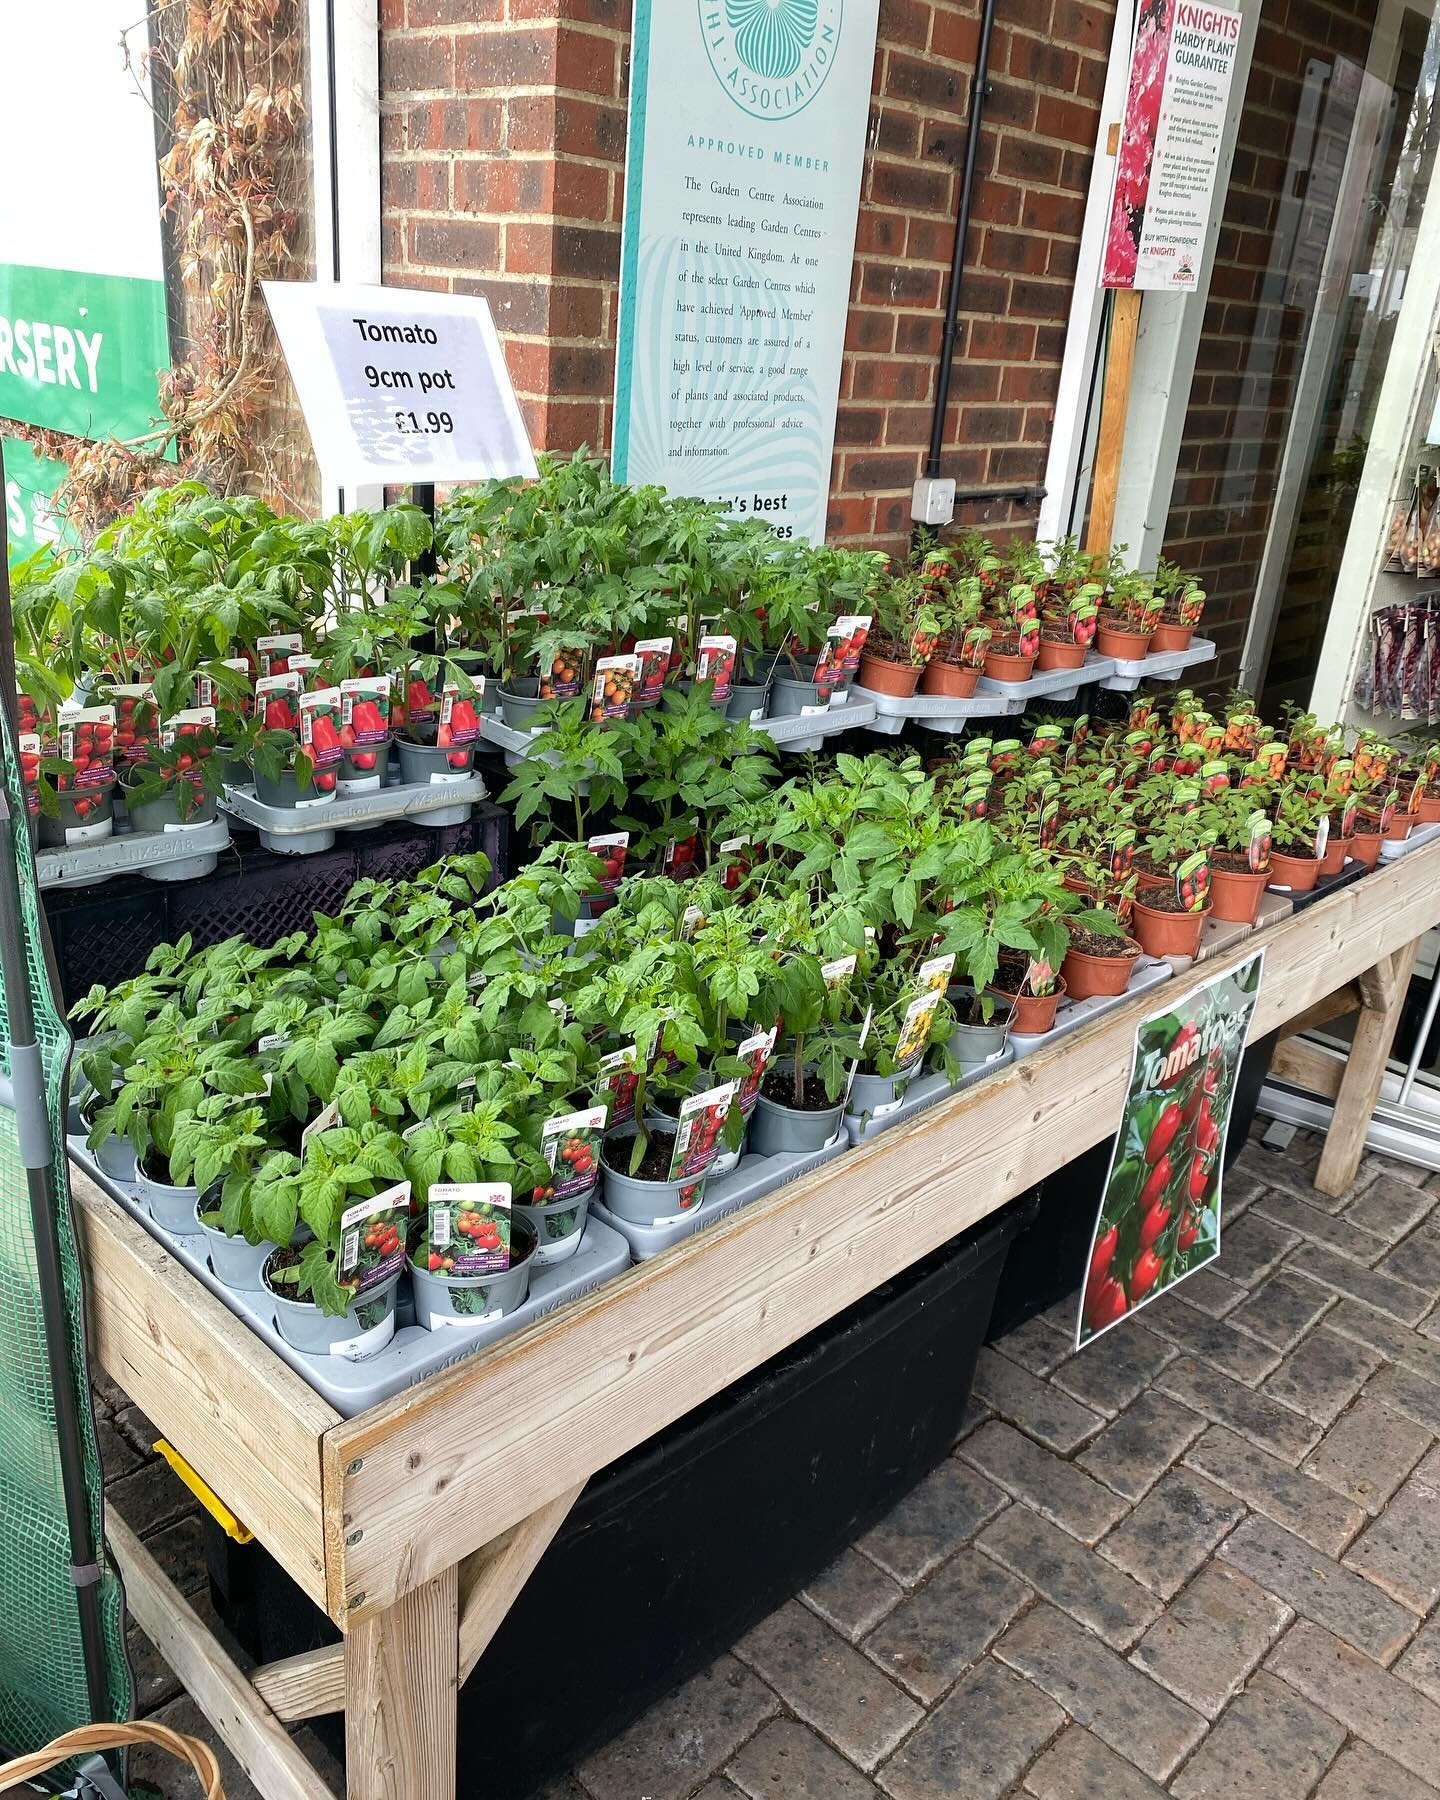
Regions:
[[378, 0, 1119, 549]]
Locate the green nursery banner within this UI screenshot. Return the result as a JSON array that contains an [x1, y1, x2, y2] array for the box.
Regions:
[[612, 0, 882, 545], [0, 3, 170, 445], [3, 436, 81, 564], [1078, 951, 1264, 1347]]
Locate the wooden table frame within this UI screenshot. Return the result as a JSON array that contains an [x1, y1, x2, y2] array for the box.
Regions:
[[77, 840, 1440, 1800]]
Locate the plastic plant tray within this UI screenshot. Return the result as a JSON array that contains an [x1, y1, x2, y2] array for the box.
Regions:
[[67, 1137, 630, 1416], [36, 817, 232, 890], [1099, 637, 1218, 692], [590, 1137, 849, 1262], [478, 698, 876, 761], [844, 1045, 1015, 1146], [1007, 956, 1173, 1059], [860, 687, 1027, 735], [1381, 820, 1440, 862], [221, 771, 488, 855], [975, 655, 1117, 704]]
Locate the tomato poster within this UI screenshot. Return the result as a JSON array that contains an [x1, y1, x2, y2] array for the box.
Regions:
[[1077, 951, 1264, 1346], [1102, 0, 1244, 291]]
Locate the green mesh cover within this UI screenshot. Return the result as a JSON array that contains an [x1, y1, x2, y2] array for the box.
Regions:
[[0, 713, 132, 1758]]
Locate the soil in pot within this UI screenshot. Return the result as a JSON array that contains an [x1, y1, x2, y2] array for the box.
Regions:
[[1268, 846, 1320, 892], [265, 1246, 404, 1357], [920, 657, 980, 697], [1132, 890, 1208, 959], [1062, 931, 1141, 1000], [761, 1067, 836, 1110], [857, 652, 922, 697]]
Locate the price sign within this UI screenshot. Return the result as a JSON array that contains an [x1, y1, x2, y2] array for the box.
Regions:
[[262, 280, 538, 487]]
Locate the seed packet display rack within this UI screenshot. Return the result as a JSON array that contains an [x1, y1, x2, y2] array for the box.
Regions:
[[73, 836, 1440, 1800]]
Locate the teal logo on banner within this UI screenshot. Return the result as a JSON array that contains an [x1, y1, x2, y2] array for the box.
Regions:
[[700, 0, 843, 118]]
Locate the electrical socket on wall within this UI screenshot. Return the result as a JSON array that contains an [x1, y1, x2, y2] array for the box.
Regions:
[[911, 477, 955, 527]]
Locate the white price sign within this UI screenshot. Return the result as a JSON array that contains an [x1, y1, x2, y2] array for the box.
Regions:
[[262, 280, 538, 487]]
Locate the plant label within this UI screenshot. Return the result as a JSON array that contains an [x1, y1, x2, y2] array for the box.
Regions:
[[255, 672, 303, 732], [915, 952, 956, 995], [894, 990, 941, 1074], [1314, 815, 1330, 859], [1247, 813, 1273, 872], [800, 702, 830, 717], [300, 689, 343, 767], [341, 677, 392, 748], [696, 634, 737, 702], [104, 684, 157, 764], [665, 1079, 739, 1184], [1176, 850, 1210, 913], [842, 1005, 876, 1112], [821, 953, 857, 990], [587, 831, 629, 891], [55, 703, 116, 788], [196, 658, 252, 710], [439, 682, 482, 747], [428, 1181, 512, 1276], [302, 1099, 340, 1149], [257, 634, 303, 679], [540, 1106, 606, 1201], [18, 733, 39, 815], [590, 654, 639, 722], [733, 1024, 777, 1118], [633, 638, 673, 709], [339, 1178, 411, 1294], [595, 1044, 641, 1128], [718, 835, 751, 890]]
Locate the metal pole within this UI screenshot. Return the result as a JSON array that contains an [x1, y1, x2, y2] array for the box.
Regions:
[[0, 447, 112, 1726]]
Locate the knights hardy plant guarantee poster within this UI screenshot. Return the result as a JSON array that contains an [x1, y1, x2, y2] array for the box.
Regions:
[[1078, 951, 1264, 1346]]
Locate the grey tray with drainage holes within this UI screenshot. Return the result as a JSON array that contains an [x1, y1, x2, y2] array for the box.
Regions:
[[36, 817, 232, 890], [976, 655, 1117, 704], [67, 1137, 630, 1416], [1381, 820, 1440, 862], [843, 1046, 1015, 1146], [1007, 957, 1173, 1060], [1098, 636, 1218, 692], [477, 697, 877, 762], [590, 1136, 850, 1261], [221, 770, 488, 854], [859, 687, 1026, 734]]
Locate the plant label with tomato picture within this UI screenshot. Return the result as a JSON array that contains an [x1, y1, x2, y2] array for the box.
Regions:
[[633, 638, 673, 710], [587, 831, 629, 891], [104, 684, 157, 764], [595, 1044, 641, 1128], [666, 1079, 740, 1185], [428, 1182, 512, 1276], [591, 653, 639, 722], [257, 634, 303, 680], [255, 672, 302, 733], [300, 689, 344, 768], [696, 634, 737, 702], [18, 733, 40, 816], [56, 704, 117, 789], [340, 1178, 412, 1294], [340, 677, 392, 746], [733, 1024, 778, 1119], [1077, 951, 1264, 1348], [539, 1106, 606, 1201], [196, 658, 252, 710], [438, 681, 482, 749]]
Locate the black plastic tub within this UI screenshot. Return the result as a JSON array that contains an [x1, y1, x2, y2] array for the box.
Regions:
[[206, 1195, 1036, 1796]]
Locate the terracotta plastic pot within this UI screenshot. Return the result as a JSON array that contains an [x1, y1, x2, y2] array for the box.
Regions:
[[986, 981, 1064, 1035], [983, 647, 1038, 683], [920, 659, 980, 698], [1094, 623, 1153, 659], [1062, 937, 1141, 1000], [1268, 849, 1320, 892], [1131, 899, 1208, 960], [1318, 835, 1351, 877], [1350, 830, 1383, 869], [1384, 811, 1417, 843], [1134, 866, 1172, 894], [857, 652, 922, 697], [1035, 639, 1086, 671], [1418, 795, 1440, 824], [1209, 863, 1268, 923], [1149, 623, 1194, 653]]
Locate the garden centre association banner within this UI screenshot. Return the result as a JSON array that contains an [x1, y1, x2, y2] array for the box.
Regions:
[[1103, 0, 1243, 291], [612, 0, 882, 545], [1077, 951, 1264, 1346], [0, 2, 170, 559]]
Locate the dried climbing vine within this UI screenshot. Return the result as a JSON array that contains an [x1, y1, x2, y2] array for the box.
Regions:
[[14, 0, 313, 540]]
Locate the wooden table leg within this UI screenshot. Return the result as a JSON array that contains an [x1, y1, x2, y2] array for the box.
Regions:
[[1314, 940, 1420, 1197], [345, 1567, 458, 1800]]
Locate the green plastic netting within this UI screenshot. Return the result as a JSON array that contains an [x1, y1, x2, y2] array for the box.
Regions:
[[0, 707, 132, 1761]]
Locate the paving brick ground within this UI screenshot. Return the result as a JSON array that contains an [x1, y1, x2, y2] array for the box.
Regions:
[[97, 1122, 1440, 1798]]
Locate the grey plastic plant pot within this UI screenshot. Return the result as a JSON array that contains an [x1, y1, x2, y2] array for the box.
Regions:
[[499, 681, 543, 730], [600, 1140, 710, 1227], [254, 767, 334, 810], [767, 676, 827, 718], [198, 1203, 277, 1292], [747, 1087, 845, 1156], [395, 737, 475, 783], [338, 743, 390, 788], [515, 1191, 590, 1266], [847, 1069, 911, 1118], [725, 682, 769, 722], [126, 779, 219, 835], [947, 992, 1011, 1070], [411, 1218, 538, 1329], [90, 1128, 137, 1184], [38, 786, 116, 850], [267, 1260, 403, 1359], [134, 1160, 203, 1234]]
